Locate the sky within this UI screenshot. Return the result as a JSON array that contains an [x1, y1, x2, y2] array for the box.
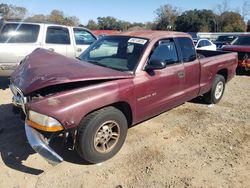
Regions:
[[1, 0, 249, 24]]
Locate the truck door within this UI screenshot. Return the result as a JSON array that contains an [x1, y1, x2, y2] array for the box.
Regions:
[[135, 39, 185, 122], [42, 26, 70, 56], [72, 28, 97, 57], [175, 37, 200, 101]]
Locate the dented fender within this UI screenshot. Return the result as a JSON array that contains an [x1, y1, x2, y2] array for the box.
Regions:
[[26, 79, 135, 130]]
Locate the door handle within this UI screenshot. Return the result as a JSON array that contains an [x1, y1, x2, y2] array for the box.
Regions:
[[177, 71, 185, 78], [76, 48, 82, 52], [48, 48, 54, 52]]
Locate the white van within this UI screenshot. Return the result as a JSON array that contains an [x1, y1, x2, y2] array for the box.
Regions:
[[0, 21, 97, 76]]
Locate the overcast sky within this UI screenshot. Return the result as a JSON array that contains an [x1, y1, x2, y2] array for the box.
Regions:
[[2, 0, 249, 24]]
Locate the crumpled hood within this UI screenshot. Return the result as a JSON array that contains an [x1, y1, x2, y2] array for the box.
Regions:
[[222, 45, 250, 53], [11, 48, 133, 95]]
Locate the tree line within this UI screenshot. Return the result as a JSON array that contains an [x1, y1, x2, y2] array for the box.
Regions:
[[0, 4, 80, 26], [0, 2, 250, 32]]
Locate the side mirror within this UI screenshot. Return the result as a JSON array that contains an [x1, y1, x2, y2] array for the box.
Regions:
[[145, 59, 167, 71]]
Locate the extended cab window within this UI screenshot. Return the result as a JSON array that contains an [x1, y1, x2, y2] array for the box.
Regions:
[[176, 37, 196, 62], [0, 23, 40, 43], [73, 28, 96, 45], [149, 39, 179, 66], [46, 26, 70, 44]]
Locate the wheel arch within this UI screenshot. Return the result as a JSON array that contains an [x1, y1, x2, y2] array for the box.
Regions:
[[217, 69, 228, 82], [81, 101, 133, 128]]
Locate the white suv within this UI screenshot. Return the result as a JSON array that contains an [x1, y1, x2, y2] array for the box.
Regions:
[[0, 21, 97, 76]]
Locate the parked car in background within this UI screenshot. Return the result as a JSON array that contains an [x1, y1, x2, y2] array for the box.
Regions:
[[187, 32, 200, 44], [213, 35, 238, 49], [10, 31, 238, 165], [195, 39, 216, 51], [0, 21, 97, 76], [221, 34, 250, 70]]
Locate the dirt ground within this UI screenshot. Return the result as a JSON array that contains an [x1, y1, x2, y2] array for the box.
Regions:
[[0, 73, 249, 188]]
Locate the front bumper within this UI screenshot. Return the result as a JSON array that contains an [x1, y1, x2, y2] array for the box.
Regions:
[[25, 123, 63, 165]]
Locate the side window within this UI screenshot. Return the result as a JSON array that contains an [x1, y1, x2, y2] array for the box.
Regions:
[[149, 39, 179, 66], [73, 28, 96, 45], [199, 40, 205, 47], [0, 23, 40, 43], [176, 37, 196, 62], [46, 26, 70, 44], [205, 40, 212, 46]]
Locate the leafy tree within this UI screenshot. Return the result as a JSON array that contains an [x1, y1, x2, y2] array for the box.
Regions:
[[97, 16, 118, 30], [154, 4, 179, 30], [86, 19, 98, 29], [48, 10, 65, 25], [220, 11, 245, 32], [25, 14, 48, 22], [176, 9, 216, 32], [64, 16, 80, 26], [0, 3, 27, 21]]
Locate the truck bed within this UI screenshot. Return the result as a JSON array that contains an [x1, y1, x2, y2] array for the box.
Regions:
[[196, 50, 238, 95]]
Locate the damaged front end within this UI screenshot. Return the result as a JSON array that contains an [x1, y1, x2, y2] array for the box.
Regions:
[[10, 83, 66, 165], [25, 123, 63, 165]]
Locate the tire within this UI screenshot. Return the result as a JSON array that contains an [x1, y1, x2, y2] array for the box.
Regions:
[[203, 74, 225, 104], [76, 106, 128, 163]]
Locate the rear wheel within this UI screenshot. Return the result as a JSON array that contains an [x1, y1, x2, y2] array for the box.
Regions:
[[203, 74, 225, 104], [76, 106, 128, 163]]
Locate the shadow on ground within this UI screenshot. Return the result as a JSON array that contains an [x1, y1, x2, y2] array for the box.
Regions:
[[0, 77, 10, 90], [236, 68, 250, 76], [0, 104, 90, 175], [188, 96, 208, 105], [0, 104, 43, 175]]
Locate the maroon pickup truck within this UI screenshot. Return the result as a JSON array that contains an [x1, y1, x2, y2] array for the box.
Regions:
[[10, 31, 238, 165]]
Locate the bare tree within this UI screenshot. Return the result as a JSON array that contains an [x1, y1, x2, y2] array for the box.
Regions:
[[154, 4, 180, 30], [241, 0, 250, 21], [217, 0, 230, 14]]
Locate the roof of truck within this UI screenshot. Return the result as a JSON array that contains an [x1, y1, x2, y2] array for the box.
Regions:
[[1, 21, 90, 30], [114, 30, 190, 40]]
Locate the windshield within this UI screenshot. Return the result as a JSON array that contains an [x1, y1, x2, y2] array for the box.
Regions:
[[231, 35, 250, 46], [79, 36, 148, 71]]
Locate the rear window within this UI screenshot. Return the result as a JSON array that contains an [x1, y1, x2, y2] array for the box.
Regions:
[[176, 37, 196, 62], [231, 36, 250, 46], [0, 23, 40, 43]]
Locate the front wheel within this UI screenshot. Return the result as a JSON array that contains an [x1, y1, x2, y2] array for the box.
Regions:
[[76, 106, 128, 163], [203, 74, 225, 104]]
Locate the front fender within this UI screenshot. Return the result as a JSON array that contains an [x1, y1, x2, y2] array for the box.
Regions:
[[26, 79, 134, 129]]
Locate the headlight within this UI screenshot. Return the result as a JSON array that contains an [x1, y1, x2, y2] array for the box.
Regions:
[[27, 110, 63, 132]]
